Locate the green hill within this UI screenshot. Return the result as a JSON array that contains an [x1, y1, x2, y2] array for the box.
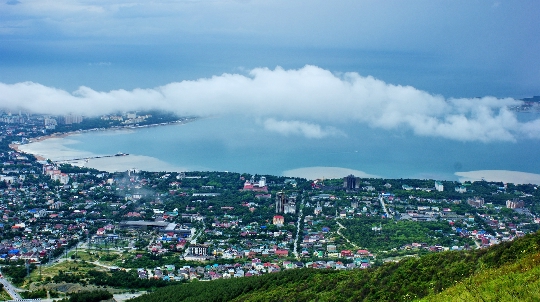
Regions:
[[131, 232, 540, 302], [419, 251, 540, 301]]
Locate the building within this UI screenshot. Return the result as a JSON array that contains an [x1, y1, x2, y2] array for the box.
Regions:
[[435, 181, 444, 192], [184, 244, 211, 262], [63, 114, 83, 125], [44, 117, 57, 130], [276, 192, 296, 214], [343, 175, 360, 190], [188, 244, 209, 256], [467, 197, 484, 208], [314, 201, 322, 216], [455, 186, 467, 193], [242, 176, 268, 192], [273, 215, 284, 226], [506, 199, 525, 209]]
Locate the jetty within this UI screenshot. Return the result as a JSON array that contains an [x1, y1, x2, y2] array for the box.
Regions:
[[55, 152, 129, 164]]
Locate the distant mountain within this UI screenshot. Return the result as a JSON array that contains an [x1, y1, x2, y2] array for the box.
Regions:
[[132, 232, 540, 301]]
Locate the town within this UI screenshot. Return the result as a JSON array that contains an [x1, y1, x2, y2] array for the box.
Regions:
[[0, 111, 539, 301]]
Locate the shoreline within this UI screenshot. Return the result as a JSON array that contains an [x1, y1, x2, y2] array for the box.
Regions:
[[10, 117, 540, 185], [455, 170, 540, 185], [10, 117, 198, 162]]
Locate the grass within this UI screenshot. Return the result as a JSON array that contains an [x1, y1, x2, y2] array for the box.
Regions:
[[25, 258, 106, 288], [0, 289, 12, 301], [418, 252, 540, 301]]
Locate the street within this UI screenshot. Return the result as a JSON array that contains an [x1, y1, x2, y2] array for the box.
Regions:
[[0, 273, 23, 300]]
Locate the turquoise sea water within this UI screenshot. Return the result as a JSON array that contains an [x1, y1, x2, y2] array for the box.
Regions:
[[56, 115, 540, 180]]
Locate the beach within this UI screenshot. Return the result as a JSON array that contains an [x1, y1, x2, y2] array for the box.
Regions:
[[9, 132, 74, 161], [12, 120, 195, 172], [15, 135, 540, 184], [455, 170, 540, 185], [11, 116, 540, 185]]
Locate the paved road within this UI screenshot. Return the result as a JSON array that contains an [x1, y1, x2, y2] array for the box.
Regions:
[[292, 197, 305, 259], [379, 195, 393, 218], [0, 275, 23, 300]]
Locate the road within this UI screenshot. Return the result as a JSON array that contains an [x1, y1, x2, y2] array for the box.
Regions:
[[0, 272, 23, 300], [379, 195, 393, 218], [336, 220, 360, 249], [44, 241, 83, 267], [292, 197, 305, 259]]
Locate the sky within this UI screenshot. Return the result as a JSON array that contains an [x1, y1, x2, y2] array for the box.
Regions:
[[1, 0, 539, 142]]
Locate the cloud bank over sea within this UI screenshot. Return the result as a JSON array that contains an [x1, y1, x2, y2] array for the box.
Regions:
[[1, 66, 539, 142]]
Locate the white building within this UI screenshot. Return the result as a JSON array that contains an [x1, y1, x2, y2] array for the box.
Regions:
[[435, 181, 444, 192], [455, 186, 467, 193]]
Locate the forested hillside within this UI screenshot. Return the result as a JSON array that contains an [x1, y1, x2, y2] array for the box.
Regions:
[[131, 231, 540, 301]]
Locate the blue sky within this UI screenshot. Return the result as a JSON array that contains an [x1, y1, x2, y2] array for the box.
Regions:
[[0, 0, 539, 142]]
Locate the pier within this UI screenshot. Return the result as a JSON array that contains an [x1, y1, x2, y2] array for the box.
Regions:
[[54, 153, 129, 164]]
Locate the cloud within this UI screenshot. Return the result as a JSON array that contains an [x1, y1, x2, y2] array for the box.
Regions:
[[0, 65, 537, 142], [87, 62, 111, 66], [263, 119, 344, 138], [6, 0, 21, 5]]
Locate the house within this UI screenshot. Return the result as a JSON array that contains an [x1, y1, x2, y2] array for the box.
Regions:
[[275, 249, 288, 257], [273, 215, 284, 226], [341, 250, 353, 258], [356, 249, 370, 256]]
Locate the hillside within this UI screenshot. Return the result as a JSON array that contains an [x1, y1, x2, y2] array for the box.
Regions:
[[131, 231, 540, 302], [420, 251, 540, 301]]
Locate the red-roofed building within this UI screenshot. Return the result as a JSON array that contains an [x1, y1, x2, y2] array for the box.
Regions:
[[356, 249, 370, 256], [341, 250, 353, 258], [275, 249, 289, 257], [273, 215, 284, 226]]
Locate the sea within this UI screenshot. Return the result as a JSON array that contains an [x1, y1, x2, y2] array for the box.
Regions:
[[18, 114, 540, 183]]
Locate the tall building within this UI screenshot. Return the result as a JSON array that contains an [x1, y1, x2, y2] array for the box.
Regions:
[[258, 176, 266, 187], [435, 181, 444, 192], [64, 114, 83, 125], [276, 192, 296, 214], [506, 199, 525, 209], [343, 175, 360, 190], [44, 117, 57, 129]]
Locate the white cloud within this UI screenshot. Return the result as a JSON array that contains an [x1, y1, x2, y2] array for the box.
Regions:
[[263, 118, 344, 139], [0, 65, 537, 142]]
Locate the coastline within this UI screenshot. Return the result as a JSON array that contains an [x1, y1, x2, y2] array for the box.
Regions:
[[455, 170, 540, 185], [10, 118, 198, 163], [10, 116, 540, 185]]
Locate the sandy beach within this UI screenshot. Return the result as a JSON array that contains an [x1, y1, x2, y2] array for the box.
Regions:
[[455, 170, 540, 185], [11, 121, 195, 173], [10, 132, 75, 161]]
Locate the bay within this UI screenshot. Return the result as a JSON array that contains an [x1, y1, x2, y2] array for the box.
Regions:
[[20, 115, 540, 182]]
